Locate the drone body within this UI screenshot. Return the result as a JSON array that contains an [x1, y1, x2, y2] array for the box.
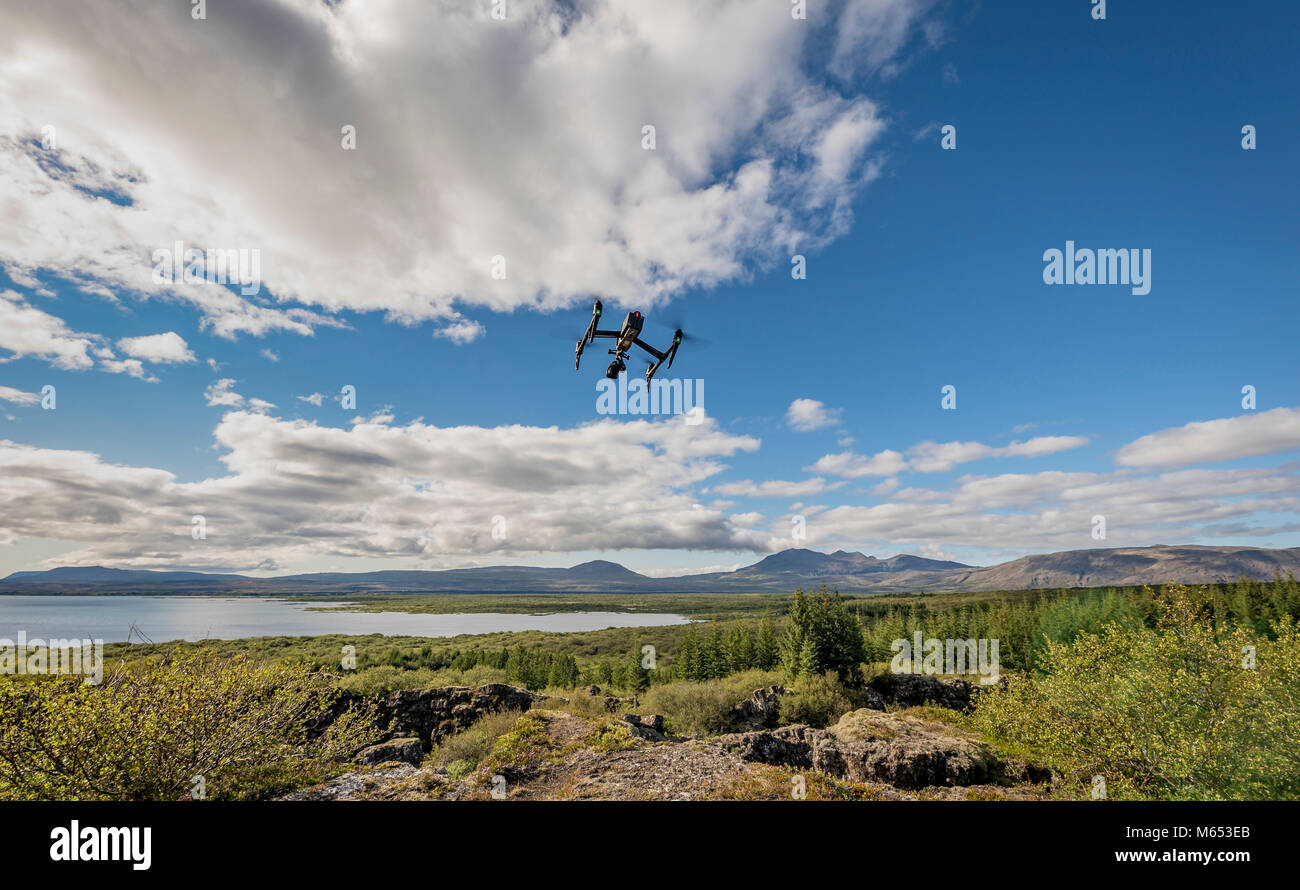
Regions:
[[573, 300, 684, 382]]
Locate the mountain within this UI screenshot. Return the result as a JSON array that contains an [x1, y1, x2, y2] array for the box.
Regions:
[[3, 544, 1299, 596]]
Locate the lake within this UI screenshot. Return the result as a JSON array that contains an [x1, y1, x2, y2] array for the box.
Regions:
[[0, 596, 693, 643]]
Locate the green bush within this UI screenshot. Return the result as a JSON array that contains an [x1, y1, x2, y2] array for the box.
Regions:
[[970, 585, 1300, 800], [0, 650, 380, 801], [779, 671, 857, 728], [428, 709, 523, 773], [641, 669, 783, 736], [1032, 589, 1143, 669]]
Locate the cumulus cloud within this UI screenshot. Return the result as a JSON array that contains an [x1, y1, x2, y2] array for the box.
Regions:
[[0, 290, 96, 369], [905, 436, 1089, 473], [433, 319, 486, 345], [757, 465, 1300, 555], [0, 385, 41, 406], [0, 411, 763, 570], [117, 332, 196, 364], [712, 477, 842, 498], [806, 448, 908, 478], [785, 398, 842, 432], [0, 0, 928, 339], [204, 378, 274, 413], [808, 435, 1089, 477], [1115, 408, 1300, 470]]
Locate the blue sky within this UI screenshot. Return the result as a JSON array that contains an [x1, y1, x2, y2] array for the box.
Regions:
[[0, 0, 1297, 577]]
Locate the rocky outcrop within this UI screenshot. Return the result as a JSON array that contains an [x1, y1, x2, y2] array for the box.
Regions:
[[719, 710, 1005, 790], [381, 683, 540, 747], [716, 725, 817, 769], [730, 685, 785, 729], [812, 710, 994, 788], [867, 674, 985, 711], [356, 737, 424, 767], [620, 713, 669, 742], [280, 763, 422, 801], [282, 705, 1052, 801]]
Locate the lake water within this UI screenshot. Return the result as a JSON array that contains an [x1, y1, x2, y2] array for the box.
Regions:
[[0, 596, 692, 643]]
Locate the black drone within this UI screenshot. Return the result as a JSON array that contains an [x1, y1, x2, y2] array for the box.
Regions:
[[573, 300, 684, 382]]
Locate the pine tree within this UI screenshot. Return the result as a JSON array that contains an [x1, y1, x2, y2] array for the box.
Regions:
[[728, 623, 755, 672], [755, 613, 779, 671], [706, 624, 728, 679], [677, 628, 702, 681]]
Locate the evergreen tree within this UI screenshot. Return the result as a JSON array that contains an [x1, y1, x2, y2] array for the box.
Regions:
[[755, 613, 779, 671], [677, 628, 702, 681], [727, 623, 755, 672]]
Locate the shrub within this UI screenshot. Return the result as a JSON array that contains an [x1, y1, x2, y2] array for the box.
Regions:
[[428, 709, 523, 772], [641, 669, 783, 736], [1031, 589, 1143, 669], [0, 650, 380, 801], [970, 585, 1300, 800], [779, 671, 857, 728]]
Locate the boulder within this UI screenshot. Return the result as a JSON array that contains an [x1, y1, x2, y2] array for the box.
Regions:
[[812, 710, 993, 788], [381, 683, 541, 748], [620, 713, 668, 741], [730, 685, 786, 729], [356, 737, 424, 767], [716, 725, 818, 769]]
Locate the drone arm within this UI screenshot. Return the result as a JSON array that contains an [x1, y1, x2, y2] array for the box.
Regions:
[[633, 338, 665, 362], [576, 300, 612, 370]]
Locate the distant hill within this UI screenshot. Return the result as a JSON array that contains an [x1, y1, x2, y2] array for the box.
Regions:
[[3, 544, 1299, 596]]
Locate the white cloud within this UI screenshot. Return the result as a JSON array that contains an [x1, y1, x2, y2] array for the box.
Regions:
[[117, 332, 196, 364], [713, 477, 841, 497], [433, 319, 486, 345], [1116, 408, 1300, 470], [0, 290, 96, 369], [0, 411, 763, 569], [204, 378, 272, 412], [806, 448, 907, 478], [831, 0, 934, 81], [0, 1, 927, 339], [0, 385, 41, 406], [905, 436, 1089, 473], [809, 435, 1090, 477], [259, 348, 280, 362], [786, 398, 842, 432], [758, 464, 1300, 555], [297, 393, 326, 407]]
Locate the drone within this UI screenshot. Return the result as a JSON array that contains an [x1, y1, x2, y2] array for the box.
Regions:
[[573, 300, 684, 382]]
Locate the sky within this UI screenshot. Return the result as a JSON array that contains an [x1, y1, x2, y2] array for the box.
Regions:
[[0, 0, 1297, 578]]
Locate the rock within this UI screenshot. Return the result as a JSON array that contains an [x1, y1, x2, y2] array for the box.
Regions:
[[858, 686, 888, 711], [583, 685, 601, 696], [356, 737, 424, 767], [620, 713, 668, 741], [812, 710, 993, 788], [716, 725, 818, 769], [730, 685, 785, 729], [867, 674, 980, 711], [280, 764, 419, 801], [381, 683, 541, 748]]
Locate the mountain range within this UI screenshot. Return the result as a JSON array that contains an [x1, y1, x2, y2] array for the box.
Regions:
[[3, 544, 1299, 596]]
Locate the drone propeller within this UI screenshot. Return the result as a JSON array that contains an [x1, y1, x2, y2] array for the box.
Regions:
[[652, 311, 712, 347]]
